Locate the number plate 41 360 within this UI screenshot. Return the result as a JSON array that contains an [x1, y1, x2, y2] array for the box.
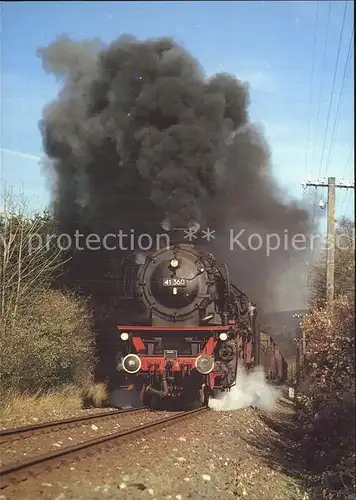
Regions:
[[162, 278, 186, 287]]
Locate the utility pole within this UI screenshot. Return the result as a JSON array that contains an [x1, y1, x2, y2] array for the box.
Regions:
[[326, 178, 336, 310], [302, 176, 354, 310]]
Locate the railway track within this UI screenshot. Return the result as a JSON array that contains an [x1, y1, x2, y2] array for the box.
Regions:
[[0, 406, 146, 443], [0, 407, 159, 473], [1, 406, 208, 489]]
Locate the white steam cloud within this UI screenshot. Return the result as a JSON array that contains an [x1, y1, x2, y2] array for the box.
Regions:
[[208, 363, 280, 411]]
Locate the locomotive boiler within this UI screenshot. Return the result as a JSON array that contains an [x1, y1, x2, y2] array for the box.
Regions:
[[115, 242, 258, 408]]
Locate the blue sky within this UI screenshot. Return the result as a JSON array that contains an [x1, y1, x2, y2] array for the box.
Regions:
[[1, 0, 354, 225]]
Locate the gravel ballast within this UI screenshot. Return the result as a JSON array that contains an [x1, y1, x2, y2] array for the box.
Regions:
[[0, 409, 174, 469], [2, 396, 310, 500]]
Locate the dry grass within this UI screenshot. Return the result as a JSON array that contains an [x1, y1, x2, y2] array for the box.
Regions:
[[82, 381, 109, 408], [0, 381, 109, 429]]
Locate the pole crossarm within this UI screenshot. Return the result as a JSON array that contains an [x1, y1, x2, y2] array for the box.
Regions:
[[302, 179, 354, 189]]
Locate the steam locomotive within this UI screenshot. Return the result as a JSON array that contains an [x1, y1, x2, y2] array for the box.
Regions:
[[115, 234, 260, 409]]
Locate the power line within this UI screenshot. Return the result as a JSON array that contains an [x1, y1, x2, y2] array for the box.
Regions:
[[312, 1, 349, 231], [310, 1, 333, 228], [324, 27, 354, 174], [341, 145, 354, 181], [312, 0, 332, 174], [319, 1, 349, 179]]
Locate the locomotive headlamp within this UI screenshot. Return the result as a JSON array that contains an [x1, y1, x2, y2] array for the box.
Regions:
[[219, 332, 228, 341], [122, 354, 141, 374], [170, 258, 179, 268], [120, 332, 129, 341], [195, 354, 215, 374]]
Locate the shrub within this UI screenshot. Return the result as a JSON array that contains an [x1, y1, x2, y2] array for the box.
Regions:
[[298, 296, 355, 497], [1, 288, 95, 393], [0, 189, 96, 398], [297, 217, 355, 498]]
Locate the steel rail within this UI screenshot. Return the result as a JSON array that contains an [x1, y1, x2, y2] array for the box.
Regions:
[[0, 406, 208, 489], [0, 407, 147, 443]]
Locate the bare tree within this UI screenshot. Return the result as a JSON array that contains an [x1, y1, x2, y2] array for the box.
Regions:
[[0, 186, 70, 332], [309, 218, 355, 307]]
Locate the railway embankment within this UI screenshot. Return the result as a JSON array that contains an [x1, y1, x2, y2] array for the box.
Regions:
[[1, 394, 314, 500]]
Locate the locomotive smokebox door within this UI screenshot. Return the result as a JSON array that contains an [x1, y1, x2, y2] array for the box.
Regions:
[[136, 245, 215, 326]]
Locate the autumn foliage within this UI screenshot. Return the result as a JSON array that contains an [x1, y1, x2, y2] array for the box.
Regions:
[[298, 219, 355, 499], [1, 288, 95, 392], [0, 190, 96, 397]]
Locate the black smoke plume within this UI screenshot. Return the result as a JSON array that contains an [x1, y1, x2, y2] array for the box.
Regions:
[[38, 35, 312, 377], [38, 34, 251, 232]]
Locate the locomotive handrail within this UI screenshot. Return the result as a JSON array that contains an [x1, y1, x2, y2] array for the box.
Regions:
[[222, 262, 231, 295]]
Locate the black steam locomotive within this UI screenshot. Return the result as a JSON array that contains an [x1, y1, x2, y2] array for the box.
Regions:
[[115, 237, 258, 408]]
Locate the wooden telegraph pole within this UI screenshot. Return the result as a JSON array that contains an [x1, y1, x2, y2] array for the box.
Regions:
[[326, 177, 336, 311], [302, 176, 354, 311]]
